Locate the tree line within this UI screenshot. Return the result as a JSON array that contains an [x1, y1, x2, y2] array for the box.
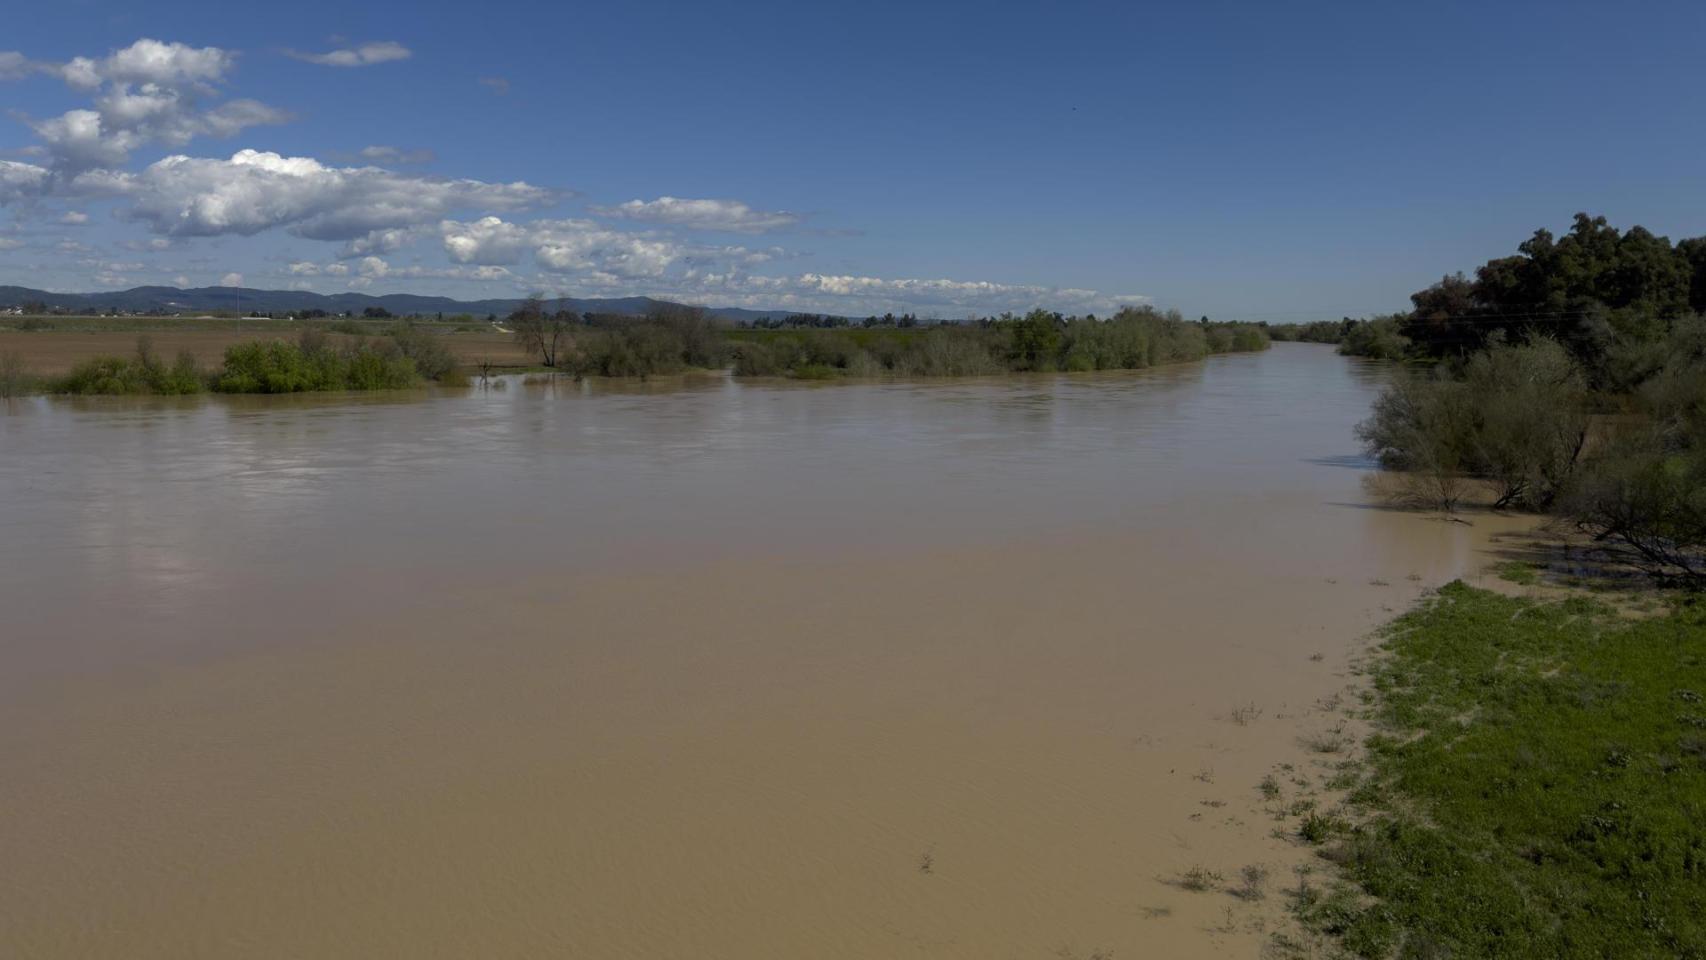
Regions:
[[505, 298, 1270, 380]]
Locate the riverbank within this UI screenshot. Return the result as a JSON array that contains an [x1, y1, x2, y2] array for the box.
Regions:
[[1266, 575, 1706, 959]]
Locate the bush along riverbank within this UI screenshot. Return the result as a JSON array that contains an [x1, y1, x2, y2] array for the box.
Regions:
[[1273, 583, 1706, 959], [40, 327, 469, 396], [1340, 213, 1706, 587]]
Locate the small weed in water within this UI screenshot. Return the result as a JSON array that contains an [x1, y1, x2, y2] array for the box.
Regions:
[[1234, 863, 1271, 901], [1230, 702, 1264, 726], [1177, 865, 1224, 892], [1301, 730, 1350, 754], [1259, 773, 1282, 800]]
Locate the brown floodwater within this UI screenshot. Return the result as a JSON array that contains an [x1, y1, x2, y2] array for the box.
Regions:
[[0, 344, 1532, 958]]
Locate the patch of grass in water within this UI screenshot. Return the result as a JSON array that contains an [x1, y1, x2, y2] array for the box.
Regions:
[[1495, 559, 1542, 585]]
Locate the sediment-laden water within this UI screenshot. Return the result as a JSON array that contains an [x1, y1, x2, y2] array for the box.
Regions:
[[0, 344, 1531, 958]]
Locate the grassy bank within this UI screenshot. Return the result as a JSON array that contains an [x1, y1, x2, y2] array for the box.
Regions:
[[1290, 583, 1705, 958]]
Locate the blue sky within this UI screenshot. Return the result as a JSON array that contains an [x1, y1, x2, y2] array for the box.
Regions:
[[1, 0, 1703, 317]]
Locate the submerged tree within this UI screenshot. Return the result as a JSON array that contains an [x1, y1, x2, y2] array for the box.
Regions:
[[509, 296, 576, 367]]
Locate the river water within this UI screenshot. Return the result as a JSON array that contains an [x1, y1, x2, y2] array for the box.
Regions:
[[0, 344, 1529, 958]]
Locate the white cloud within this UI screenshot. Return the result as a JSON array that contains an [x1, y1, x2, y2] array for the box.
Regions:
[[220, 271, 243, 286], [16, 40, 287, 171], [105, 150, 555, 240], [592, 196, 800, 233], [59, 210, 89, 224], [0, 159, 50, 203], [92, 39, 233, 87], [119, 236, 174, 252], [478, 76, 510, 95], [284, 256, 513, 289], [287, 41, 411, 68], [338, 225, 424, 258], [0, 237, 22, 250], [441, 216, 679, 277], [172, 274, 189, 287], [439, 215, 1142, 314]]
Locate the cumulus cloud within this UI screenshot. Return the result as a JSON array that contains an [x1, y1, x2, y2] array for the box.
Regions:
[[220, 271, 243, 286], [338, 225, 425, 258], [103, 150, 555, 240], [0, 159, 50, 204], [441, 216, 679, 277], [12, 39, 288, 171], [287, 41, 411, 68], [59, 210, 89, 224], [88, 39, 233, 87], [591, 196, 800, 233], [285, 255, 512, 287]]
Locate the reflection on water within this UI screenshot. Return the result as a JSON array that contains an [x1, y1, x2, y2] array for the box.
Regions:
[[0, 344, 1529, 959]]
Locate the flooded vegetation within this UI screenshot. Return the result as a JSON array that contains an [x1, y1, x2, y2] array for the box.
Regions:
[[0, 304, 1271, 394]]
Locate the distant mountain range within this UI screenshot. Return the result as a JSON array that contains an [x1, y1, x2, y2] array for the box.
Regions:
[[0, 284, 820, 324]]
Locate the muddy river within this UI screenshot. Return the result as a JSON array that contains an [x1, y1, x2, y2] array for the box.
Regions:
[[0, 343, 1531, 958]]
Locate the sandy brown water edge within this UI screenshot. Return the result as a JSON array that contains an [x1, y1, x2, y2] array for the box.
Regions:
[[0, 345, 1537, 957]]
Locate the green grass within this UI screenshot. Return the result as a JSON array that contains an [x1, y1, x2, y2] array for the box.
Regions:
[[1495, 560, 1542, 585], [1307, 582, 1706, 958]]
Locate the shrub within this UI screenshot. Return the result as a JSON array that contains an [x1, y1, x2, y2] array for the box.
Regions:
[[577, 324, 689, 378], [389, 324, 457, 380], [52, 356, 155, 394], [1357, 338, 1588, 510], [1338, 315, 1411, 360], [731, 339, 787, 376], [0, 350, 34, 397], [214, 334, 417, 393], [1562, 334, 1706, 584], [49, 338, 207, 395]]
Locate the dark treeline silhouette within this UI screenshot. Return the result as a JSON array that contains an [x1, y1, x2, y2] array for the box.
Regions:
[[1276, 212, 1706, 385]]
